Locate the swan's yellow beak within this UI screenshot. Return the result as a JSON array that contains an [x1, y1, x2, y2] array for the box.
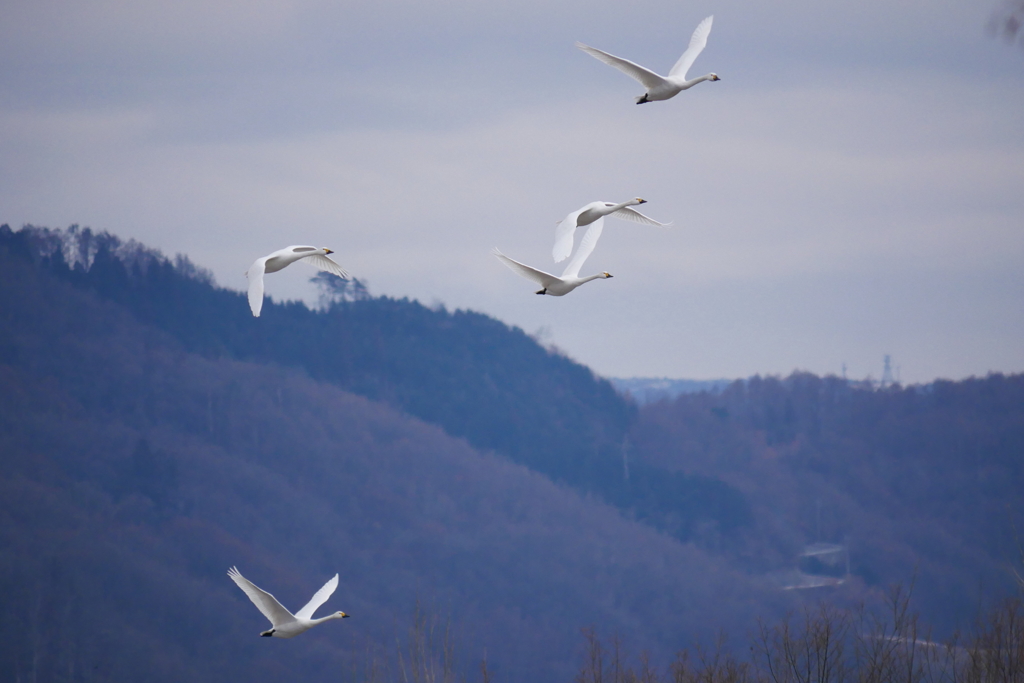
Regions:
[[324, 248, 334, 254], [341, 612, 350, 618], [637, 198, 647, 204], [604, 272, 613, 278]]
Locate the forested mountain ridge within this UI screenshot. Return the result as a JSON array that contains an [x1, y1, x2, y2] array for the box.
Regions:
[[0, 229, 771, 682], [2, 223, 1022, 681], [631, 372, 1024, 628], [0, 224, 749, 542]]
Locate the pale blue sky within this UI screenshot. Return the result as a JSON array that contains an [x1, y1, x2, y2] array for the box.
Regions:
[[2, 0, 1022, 383]]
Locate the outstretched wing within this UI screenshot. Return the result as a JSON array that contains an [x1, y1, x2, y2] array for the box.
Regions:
[[669, 15, 713, 80], [302, 253, 350, 280], [227, 567, 295, 627], [295, 573, 339, 621], [245, 258, 267, 317], [575, 43, 667, 90], [561, 218, 605, 279], [493, 249, 561, 289], [553, 207, 587, 263], [612, 206, 672, 227]]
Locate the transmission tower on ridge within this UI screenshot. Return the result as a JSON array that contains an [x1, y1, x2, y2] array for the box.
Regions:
[[880, 355, 895, 388]]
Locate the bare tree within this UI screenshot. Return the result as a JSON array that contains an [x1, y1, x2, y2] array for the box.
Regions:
[[670, 633, 754, 683], [575, 628, 673, 683], [961, 598, 1024, 683], [577, 628, 608, 683], [851, 582, 930, 683], [343, 602, 485, 683], [571, 589, 1024, 683], [754, 605, 851, 683], [395, 602, 457, 683]]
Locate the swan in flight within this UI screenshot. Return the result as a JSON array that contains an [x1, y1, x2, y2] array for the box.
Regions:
[[494, 221, 612, 296], [227, 566, 350, 638], [553, 198, 670, 263], [245, 246, 349, 317], [576, 16, 719, 104]]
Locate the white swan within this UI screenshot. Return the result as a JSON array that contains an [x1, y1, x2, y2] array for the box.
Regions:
[[576, 16, 719, 104], [227, 566, 350, 639], [245, 246, 349, 317], [494, 221, 612, 296], [553, 198, 670, 263]]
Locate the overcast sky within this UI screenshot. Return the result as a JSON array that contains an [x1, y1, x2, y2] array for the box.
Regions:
[[2, 0, 1022, 383]]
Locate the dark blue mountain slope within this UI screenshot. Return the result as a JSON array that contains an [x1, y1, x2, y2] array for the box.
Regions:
[[0, 244, 772, 682], [0, 224, 751, 542]]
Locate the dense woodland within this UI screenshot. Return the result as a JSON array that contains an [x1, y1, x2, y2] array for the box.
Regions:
[[0, 225, 748, 544], [630, 372, 1024, 626], [0, 225, 1021, 682]]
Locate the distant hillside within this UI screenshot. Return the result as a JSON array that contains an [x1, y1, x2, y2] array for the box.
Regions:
[[630, 373, 1024, 631], [0, 228, 774, 681], [0, 224, 749, 543]]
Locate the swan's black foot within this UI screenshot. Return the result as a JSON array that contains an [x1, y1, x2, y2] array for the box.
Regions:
[[535, 289, 547, 295], [636, 95, 649, 104], [261, 630, 275, 637]]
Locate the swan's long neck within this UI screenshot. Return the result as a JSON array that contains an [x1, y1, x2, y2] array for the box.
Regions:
[[309, 613, 345, 625], [682, 73, 716, 88], [608, 199, 641, 213], [579, 273, 606, 284]]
